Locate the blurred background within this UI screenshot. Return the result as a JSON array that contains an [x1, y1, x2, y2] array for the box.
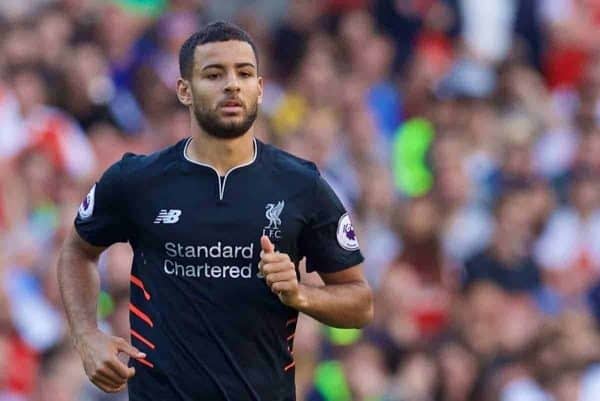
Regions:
[[2, 0, 600, 400]]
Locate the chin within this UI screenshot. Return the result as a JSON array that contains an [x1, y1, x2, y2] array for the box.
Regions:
[[220, 115, 244, 123]]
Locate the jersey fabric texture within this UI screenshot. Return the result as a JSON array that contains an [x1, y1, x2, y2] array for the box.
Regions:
[[74, 137, 364, 401]]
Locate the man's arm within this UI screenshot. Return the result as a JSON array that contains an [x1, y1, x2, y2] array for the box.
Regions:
[[296, 266, 373, 328], [57, 229, 144, 393], [259, 236, 373, 328], [58, 229, 105, 338]]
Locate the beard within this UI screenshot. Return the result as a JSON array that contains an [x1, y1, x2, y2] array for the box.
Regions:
[[193, 100, 258, 139]]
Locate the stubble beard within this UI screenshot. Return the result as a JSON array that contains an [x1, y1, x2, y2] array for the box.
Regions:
[[193, 101, 258, 139]]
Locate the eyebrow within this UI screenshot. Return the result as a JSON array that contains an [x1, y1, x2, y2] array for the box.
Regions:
[[201, 63, 256, 71]]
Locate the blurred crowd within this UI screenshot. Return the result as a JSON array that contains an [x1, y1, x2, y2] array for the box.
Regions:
[[2, 0, 600, 400]]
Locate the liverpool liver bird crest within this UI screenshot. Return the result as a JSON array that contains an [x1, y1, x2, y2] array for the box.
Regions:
[[265, 201, 285, 229]]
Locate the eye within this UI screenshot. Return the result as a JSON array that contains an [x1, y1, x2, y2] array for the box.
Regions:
[[239, 71, 252, 78], [206, 73, 221, 80]]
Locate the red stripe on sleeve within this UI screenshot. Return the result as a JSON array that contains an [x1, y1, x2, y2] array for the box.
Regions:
[[131, 329, 156, 350], [129, 303, 154, 327], [130, 275, 151, 300], [136, 358, 154, 368]]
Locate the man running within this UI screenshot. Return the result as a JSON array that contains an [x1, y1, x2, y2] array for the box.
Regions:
[[57, 21, 373, 401]]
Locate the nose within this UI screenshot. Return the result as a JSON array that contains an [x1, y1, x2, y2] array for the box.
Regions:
[[224, 72, 240, 93]]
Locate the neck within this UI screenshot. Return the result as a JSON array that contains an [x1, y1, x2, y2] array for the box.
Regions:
[[186, 123, 255, 176]]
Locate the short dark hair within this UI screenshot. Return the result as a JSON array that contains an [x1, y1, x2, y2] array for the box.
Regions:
[[179, 21, 258, 79]]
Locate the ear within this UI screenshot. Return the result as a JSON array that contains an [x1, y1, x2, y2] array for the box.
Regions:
[[176, 78, 192, 106], [257, 76, 264, 105]]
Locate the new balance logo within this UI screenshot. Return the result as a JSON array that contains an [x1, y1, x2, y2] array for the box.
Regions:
[[154, 209, 182, 224]]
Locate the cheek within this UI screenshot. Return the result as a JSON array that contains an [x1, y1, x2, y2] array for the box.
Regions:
[[244, 81, 261, 100], [191, 83, 217, 106], [193, 93, 216, 111]]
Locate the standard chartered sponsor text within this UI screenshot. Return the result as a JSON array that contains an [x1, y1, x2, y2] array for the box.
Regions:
[[163, 241, 256, 279]]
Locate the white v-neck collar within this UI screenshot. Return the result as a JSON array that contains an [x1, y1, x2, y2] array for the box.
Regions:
[[183, 137, 258, 200]]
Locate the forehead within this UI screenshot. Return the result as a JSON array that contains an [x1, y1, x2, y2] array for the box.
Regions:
[[193, 40, 256, 70]]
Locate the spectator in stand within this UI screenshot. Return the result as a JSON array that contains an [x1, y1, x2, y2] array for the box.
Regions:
[[464, 189, 542, 293]]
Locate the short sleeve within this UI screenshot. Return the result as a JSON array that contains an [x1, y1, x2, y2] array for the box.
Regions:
[[299, 175, 364, 273], [74, 159, 131, 247]]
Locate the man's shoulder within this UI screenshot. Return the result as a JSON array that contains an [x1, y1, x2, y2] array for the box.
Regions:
[[116, 138, 186, 177], [261, 141, 320, 181]]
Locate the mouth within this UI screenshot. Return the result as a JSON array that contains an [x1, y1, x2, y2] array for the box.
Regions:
[[219, 99, 244, 113]]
